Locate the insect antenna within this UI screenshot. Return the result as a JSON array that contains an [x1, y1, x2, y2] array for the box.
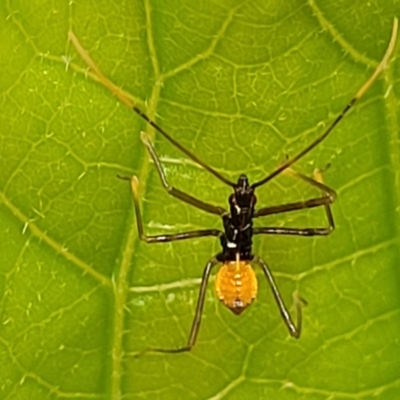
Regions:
[[68, 30, 235, 187], [251, 17, 398, 189]]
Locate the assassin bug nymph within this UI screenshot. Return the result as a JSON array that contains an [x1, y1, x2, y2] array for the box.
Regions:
[[69, 19, 397, 354]]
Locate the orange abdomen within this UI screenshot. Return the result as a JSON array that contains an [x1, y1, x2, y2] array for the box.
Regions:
[[215, 261, 258, 315]]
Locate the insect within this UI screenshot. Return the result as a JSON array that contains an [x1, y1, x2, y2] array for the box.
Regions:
[[69, 19, 397, 354]]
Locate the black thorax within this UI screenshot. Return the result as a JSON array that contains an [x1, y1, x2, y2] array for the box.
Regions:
[[218, 174, 257, 262]]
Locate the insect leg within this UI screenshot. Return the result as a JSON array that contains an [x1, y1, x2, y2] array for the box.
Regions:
[[254, 168, 334, 236], [140, 256, 220, 354], [254, 225, 332, 236], [138, 131, 227, 216], [253, 255, 304, 338], [254, 167, 336, 218], [122, 175, 223, 243]]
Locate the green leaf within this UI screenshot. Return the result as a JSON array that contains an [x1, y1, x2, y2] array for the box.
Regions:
[[1, 1, 400, 399]]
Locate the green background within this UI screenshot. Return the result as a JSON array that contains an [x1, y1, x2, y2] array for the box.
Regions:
[[1, 0, 400, 399]]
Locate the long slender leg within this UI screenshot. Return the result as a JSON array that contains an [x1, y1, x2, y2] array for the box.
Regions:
[[125, 175, 223, 243], [253, 255, 303, 338], [254, 167, 336, 218], [254, 168, 334, 236], [139, 256, 220, 354], [139, 132, 227, 217], [254, 226, 332, 236]]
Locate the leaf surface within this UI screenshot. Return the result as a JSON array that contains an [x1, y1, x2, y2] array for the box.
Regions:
[[1, 1, 400, 399]]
